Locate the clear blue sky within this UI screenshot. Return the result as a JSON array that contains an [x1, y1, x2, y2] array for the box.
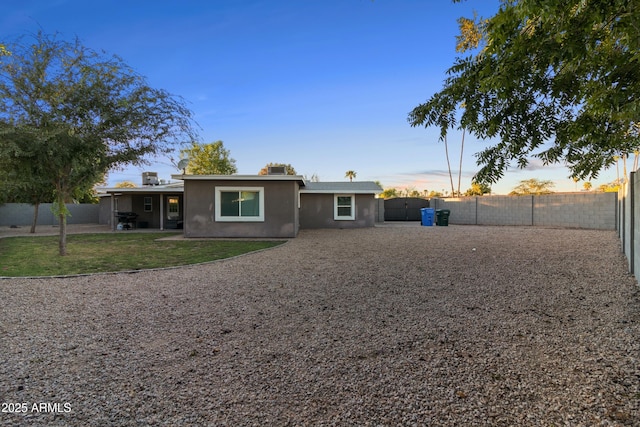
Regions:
[[3, 0, 618, 194]]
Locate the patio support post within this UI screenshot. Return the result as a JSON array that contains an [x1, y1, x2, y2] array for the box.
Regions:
[[110, 194, 115, 231], [160, 193, 164, 231]]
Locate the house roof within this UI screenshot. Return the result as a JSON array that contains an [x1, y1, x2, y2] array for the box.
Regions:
[[99, 183, 184, 194], [102, 175, 382, 195], [300, 181, 383, 194], [171, 174, 306, 185]]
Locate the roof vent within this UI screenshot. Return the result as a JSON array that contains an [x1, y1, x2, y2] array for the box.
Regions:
[[267, 166, 287, 175], [142, 172, 159, 186]]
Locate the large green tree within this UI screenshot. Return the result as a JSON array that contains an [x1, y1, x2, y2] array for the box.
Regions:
[[179, 140, 237, 175], [0, 32, 198, 255], [409, 0, 639, 185]]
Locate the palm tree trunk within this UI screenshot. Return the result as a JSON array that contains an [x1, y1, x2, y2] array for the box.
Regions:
[[457, 129, 465, 197], [444, 135, 455, 197]]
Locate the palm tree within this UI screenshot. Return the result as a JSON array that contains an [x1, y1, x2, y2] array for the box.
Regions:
[[443, 135, 455, 196], [457, 129, 465, 197], [345, 170, 356, 182]]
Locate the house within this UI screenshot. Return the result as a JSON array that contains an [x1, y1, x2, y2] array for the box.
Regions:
[[99, 173, 383, 237]]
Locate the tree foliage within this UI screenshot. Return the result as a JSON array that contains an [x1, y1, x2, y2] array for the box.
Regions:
[[0, 32, 198, 254], [598, 180, 622, 193], [409, 0, 639, 185], [180, 140, 237, 175], [509, 178, 555, 195], [115, 181, 138, 188], [258, 163, 297, 175], [380, 188, 398, 199], [464, 181, 491, 196]]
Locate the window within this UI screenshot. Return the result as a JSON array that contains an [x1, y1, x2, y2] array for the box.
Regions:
[[144, 197, 152, 212], [215, 187, 264, 222], [168, 197, 179, 219], [334, 194, 355, 220]]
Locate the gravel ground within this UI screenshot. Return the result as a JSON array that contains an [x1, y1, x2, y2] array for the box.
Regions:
[[1, 224, 639, 426]]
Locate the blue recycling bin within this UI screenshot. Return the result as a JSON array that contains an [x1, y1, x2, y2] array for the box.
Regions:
[[420, 208, 435, 226]]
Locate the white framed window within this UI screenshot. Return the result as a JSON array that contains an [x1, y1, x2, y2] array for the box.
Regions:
[[144, 197, 152, 212], [334, 194, 355, 220], [215, 187, 265, 222]]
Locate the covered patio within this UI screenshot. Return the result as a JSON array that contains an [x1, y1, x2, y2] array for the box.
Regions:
[[100, 185, 184, 231]]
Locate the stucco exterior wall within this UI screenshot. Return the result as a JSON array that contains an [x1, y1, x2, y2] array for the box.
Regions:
[[299, 193, 376, 229], [183, 179, 299, 238]]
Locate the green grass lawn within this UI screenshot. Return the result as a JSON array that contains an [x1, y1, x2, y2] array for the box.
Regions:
[[0, 233, 285, 277]]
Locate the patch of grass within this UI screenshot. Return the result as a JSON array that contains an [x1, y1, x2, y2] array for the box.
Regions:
[[0, 233, 285, 277]]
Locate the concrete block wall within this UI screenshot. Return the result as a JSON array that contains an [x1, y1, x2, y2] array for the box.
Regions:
[[430, 192, 616, 230], [535, 193, 616, 229], [430, 198, 477, 224], [0, 203, 100, 227], [478, 196, 533, 226]]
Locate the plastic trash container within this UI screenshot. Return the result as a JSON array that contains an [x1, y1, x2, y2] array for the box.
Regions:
[[436, 209, 450, 226], [420, 208, 435, 226]]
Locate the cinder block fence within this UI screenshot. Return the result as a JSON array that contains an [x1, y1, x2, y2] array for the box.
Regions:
[[429, 192, 617, 230], [0, 203, 100, 227]]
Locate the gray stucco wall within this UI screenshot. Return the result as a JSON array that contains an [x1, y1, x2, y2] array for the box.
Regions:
[[299, 193, 376, 229], [0, 203, 99, 227], [183, 179, 299, 238], [430, 193, 617, 230]]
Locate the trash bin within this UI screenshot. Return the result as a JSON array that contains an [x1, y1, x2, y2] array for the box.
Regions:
[[436, 209, 450, 226], [420, 208, 435, 226]]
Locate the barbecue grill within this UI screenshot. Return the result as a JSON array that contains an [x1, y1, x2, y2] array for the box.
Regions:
[[115, 212, 138, 230]]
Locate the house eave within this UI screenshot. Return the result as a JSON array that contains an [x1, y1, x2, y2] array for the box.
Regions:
[[100, 186, 184, 194], [299, 189, 382, 194], [172, 174, 306, 185]]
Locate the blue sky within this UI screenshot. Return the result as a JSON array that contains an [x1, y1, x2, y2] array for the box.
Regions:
[[3, 0, 618, 194]]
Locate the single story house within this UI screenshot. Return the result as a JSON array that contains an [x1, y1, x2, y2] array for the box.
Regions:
[[99, 173, 383, 237]]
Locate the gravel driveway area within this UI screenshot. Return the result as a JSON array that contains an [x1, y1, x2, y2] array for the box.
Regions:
[[1, 225, 639, 426]]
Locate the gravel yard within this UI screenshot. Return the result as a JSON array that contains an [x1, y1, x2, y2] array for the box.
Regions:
[[1, 225, 639, 426]]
